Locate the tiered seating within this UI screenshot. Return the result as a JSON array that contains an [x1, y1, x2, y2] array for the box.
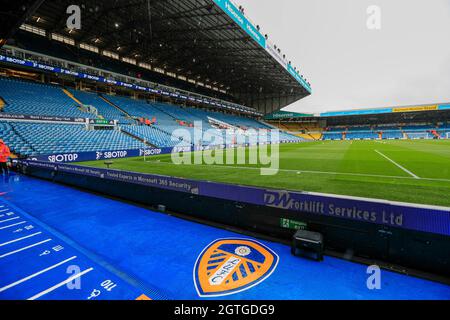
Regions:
[[322, 132, 343, 140], [0, 77, 303, 155], [69, 90, 134, 124], [108, 96, 173, 124], [321, 123, 447, 140], [406, 132, 432, 139], [346, 132, 378, 140], [109, 95, 298, 144], [402, 124, 436, 131], [279, 132, 303, 142], [344, 127, 378, 140], [376, 125, 402, 139], [347, 126, 372, 132], [282, 123, 302, 131], [382, 131, 403, 139], [0, 122, 34, 155], [439, 123, 450, 138], [0, 77, 95, 118], [108, 97, 187, 142], [154, 103, 200, 123], [401, 124, 435, 139], [6, 122, 146, 156], [327, 127, 346, 132], [378, 125, 401, 131], [122, 125, 190, 148], [216, 113, 270, 129]]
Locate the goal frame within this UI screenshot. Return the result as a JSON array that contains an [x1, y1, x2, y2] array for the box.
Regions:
[[407, 132, 430, 140]]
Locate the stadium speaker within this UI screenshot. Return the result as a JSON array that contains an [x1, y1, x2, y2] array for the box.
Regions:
[[0, 0, 44, 48]]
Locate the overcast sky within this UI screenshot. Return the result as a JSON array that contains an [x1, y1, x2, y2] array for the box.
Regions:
[[236, 0, 450, 113]]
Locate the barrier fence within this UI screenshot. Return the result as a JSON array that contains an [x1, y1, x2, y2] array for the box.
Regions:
[[19, 160, 450, 237]]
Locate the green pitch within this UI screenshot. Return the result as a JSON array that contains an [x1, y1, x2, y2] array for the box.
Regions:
[[81, 139, 450, 207]]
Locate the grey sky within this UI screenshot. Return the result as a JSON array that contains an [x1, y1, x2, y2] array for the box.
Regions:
[[236, 0, 450, 113]]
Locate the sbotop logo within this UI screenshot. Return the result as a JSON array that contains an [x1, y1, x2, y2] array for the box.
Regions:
[[139, 148, 162, 157], [193, 238, 279, 297], [48, 153, 79, 163]]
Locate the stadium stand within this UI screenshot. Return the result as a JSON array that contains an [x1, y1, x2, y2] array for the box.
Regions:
[[322, 132, 344, 141], [318, 123, 450, 141], [0, 96, 5, 111], [1, 2, 450, 300], [0, 76, 301, 155], [3, 122, 146, 156], [68, 89, 135, 124], [345, 131, 379, 140], [0, 121, 34, 155], [0, 77, 96, 119], [122, 125, 191, 148], [259, 121, 320, 141], [382, 130, 404, 140], [107, 95, 173, 124], [3, 74, 447, 156]]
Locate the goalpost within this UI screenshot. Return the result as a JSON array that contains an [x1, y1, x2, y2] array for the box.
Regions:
[[407, 132, 430, 140], [446, 132, 450, 139]]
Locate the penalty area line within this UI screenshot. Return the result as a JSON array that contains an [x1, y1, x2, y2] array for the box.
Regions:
[[142, 159, 449, 182], [374, 150, 420, 179]]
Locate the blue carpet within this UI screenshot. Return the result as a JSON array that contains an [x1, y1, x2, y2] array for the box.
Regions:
[[0, 199, 156, 300], [1, 173, 449, 300]]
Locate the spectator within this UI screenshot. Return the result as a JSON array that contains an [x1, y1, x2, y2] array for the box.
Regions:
[[0, 139, 11, 176]]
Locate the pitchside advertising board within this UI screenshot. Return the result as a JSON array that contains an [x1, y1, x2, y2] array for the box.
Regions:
[[27, 141, 302, 163], [27, 145, 241, 163], [29, 147, 173, 163], [0, 113, 85, 123], [212, 0, 312, 93], [21, 160, 450, 237]]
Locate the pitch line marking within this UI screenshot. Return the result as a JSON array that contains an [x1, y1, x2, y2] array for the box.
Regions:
[[0, 239, 52, 259], [27, 267, 94, 300], [143, 160, 448, 182], [0, 221, 27, 230], [0, 256, 77, 293], [0, 232, 42, 247], [374, 150, 420, 179], [0, 217, 20, 224]]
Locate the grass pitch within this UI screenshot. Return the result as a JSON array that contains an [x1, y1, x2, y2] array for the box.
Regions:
[[81, 140, 450, 207]]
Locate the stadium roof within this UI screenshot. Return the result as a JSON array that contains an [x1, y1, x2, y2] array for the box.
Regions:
[[320, 103, 450, 118], [261, 103, 450, 122], [12, 0, 311, 114]]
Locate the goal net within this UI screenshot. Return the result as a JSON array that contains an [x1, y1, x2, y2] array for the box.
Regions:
[[407, 132, 430, 140]]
